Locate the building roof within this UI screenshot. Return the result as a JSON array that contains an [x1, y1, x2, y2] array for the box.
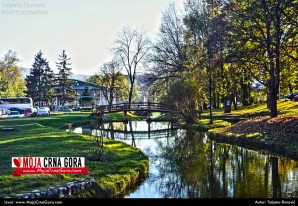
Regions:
[[72, 79, 102, 91]]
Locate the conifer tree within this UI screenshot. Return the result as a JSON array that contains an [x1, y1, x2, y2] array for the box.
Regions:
[[41, 62, 55, 106], [25, 51, 53, 106], [55, 50, 75, 105]]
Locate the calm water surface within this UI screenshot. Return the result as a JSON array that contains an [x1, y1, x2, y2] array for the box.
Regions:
[[77, 121, 298, 198]]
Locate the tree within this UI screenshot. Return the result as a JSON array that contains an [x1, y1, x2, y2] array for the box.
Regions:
[[139, 2, 190, 107], [183, 0, 227, 122], [98, 59, 128, 111], [146, 3, 187, 86], [0, 50, 26, 97], [224, 0, 298, 117], [42, 61, 55, 106], [163, 69, 204, 123], [112, 26, 150, 108], [55, 50, 76, 106], [25, 50, 52, 106], [87, 60, 129, 110]]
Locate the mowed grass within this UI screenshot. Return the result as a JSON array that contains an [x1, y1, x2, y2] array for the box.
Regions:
[[207, 99, 298, 160], [0, 113, 148, 197], [105, 112, 143, 121], [202, 99, 298, 117]]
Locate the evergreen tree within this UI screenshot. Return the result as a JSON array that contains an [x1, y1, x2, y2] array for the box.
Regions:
[[25, 51, 51, 106], [41, 61, 55, 106], [55, 50, 75, 105]]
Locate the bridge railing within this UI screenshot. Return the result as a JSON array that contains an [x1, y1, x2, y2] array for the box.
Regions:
[[92, 102, 172, 116]]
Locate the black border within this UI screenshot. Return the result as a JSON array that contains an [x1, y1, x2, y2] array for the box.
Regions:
[[1, 198, 297, 206]]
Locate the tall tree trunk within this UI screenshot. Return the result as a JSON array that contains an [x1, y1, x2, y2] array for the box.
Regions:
[[212, 88, 217, 108], [128, 85, 133, 109], [262, 0, 278, 117], [209, 77, 213, 124], [232, 93, 237, 110], [273, 0, 281, 115], [288, 84, 293, 93], [108, 88, 114, 112], [217, 92, 220, 109], [240, 79, 250, 106], [232, 81, 238, 110], [267, 93, 270, 109]]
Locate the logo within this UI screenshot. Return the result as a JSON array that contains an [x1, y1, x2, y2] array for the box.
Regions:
[[12, 157, 89, 176], [13, 157, 22, 167]]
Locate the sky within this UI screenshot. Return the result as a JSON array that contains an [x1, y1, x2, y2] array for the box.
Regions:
[[0, 0, 185, 75]]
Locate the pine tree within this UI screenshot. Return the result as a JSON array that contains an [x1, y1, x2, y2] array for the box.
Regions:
[[41, 62, 55, 106], [25, 51, 49, 106], [55, 50, 75, 106]]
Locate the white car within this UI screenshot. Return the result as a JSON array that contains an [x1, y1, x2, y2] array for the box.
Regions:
[[37, 107, 51, 115], [55, 106, 73, 112]]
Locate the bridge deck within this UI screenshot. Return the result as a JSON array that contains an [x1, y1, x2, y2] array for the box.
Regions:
[[91, 102, 173, 117]]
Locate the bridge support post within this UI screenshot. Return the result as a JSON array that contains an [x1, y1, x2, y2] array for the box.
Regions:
[[147, 121, 151, 139], [170, 112, 176, 130], [146, 111, 152, 123]]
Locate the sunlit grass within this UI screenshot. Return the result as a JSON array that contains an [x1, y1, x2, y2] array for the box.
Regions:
[[105, 112, 143, 121], [202, 99, 297, 117], [0, 113, 148, 197], [152, 113, 172, 121], [191, 119, 231, 131]]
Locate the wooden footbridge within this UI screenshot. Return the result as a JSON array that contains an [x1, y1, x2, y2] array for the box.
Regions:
[[91, 102, 174, 119], [97, 128, 178, 140]]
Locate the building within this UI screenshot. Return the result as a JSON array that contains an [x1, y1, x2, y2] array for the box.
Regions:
[[72, 79, 108, 108]]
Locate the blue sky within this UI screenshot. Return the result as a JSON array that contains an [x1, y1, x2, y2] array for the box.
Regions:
[[0, 0, 184, 75]]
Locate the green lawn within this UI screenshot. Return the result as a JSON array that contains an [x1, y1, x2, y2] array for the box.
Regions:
[[202, 99, 298, 117], [1, 100, 296, 197], [0, 113, 148, 197], [104, 111, 143, 121], [206, 100, 298, 161]]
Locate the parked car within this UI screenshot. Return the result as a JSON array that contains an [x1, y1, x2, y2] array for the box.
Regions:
[[24, 107, 38, 116], [8, 111, 24, 118], [37, 107, 51, 115], [55, 106, 73, 112], [71, 106, 82, 111]]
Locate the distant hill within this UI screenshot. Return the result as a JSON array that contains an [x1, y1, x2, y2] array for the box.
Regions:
[[20, 67, 91, 81], [70, 74, 91, 81]]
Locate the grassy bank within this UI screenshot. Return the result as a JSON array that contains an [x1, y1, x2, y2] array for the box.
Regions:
[[177, 119, 231, 131], [206, 100, 298, 161], [0, 113, 148, 197], [104, 112, 143, 121], [202, 98, 297, 118]]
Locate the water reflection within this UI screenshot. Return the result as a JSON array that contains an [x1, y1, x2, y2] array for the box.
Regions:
[[78, 121, 298, 198]]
